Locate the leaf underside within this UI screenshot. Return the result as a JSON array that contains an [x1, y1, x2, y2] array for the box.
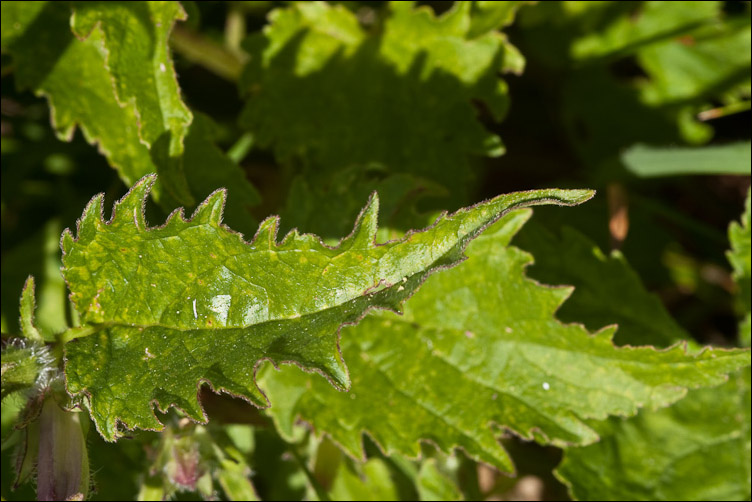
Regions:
[[61, 174, 594, 440]]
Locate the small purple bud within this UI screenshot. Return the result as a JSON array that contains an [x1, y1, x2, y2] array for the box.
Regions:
[[36, 397, 89, 501]]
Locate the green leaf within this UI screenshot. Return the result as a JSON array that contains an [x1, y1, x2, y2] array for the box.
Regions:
[[416, 458, 463, 502], [1, 2, 258, 217], [60, 174, 593, 441], [569, 0, 751, 106], [19, 277, 44, 344], [181, 113, 262, 236], [280, 165, 448, 241], [239, 1, 523, 193], [623, 142, 752, 177], [329, 457, 400, 501], [217, 457, 260, 501], [259, 209, 751, 474], [514, 222, 688, 347], [571, 1, 720, 61], [1, 343, 43, 401], [519, 1, 750, 172], [729, 188, 752, 346], [636, 4, 751, 106], [2, 278, 51, 400], [2, 221, 69, 340], [69, 1, 192, 158], [1, 2, 159, 196], [556, 367, 751, 501], [469, 1, 530, 43]]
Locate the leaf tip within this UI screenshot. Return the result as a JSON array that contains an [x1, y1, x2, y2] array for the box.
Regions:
[[192, 188, 226, 225], [253, 216, 280, 248], [78, 193, 105, 238], [346, 192, 380, 248], [112, 174, 157, 228], [20, 276, 43, 343], [562, 189, 596, 206], [61, 228, 75, 255]]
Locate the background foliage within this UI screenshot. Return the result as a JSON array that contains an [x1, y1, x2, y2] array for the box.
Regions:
[[1, 1, 750, 500]]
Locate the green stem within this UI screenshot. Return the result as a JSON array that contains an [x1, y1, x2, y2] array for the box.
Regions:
[[170, 25, 243, 82], [227, 133, 255, 163], [289, 446, 331, 502], [225, 7, 246, 58]]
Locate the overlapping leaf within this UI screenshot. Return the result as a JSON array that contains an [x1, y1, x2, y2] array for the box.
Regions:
[[556, 368, 751, 501], [259, 210, 751, 473], [553, 188, 752, 501], [1, 2, 158, 195], [69, 1, 192, 158], [0, 1, 259, 218], [239, 1, 525, 194], [61, 174, 592, 440]]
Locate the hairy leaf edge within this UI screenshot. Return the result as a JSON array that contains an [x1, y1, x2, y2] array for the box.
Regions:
[[68, 2, 193, 155], [265, 219, 752, 474], [59, 173, 595, 440]]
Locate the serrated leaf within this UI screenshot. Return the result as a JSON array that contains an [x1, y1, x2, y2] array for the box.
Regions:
[[1, 1, 158, 195], [69, 1, 192, 158], [181, 113, 262, 236], [729, 188, 752, 346], [514, 221, 688, 347], [280, 165, 448, 241], [1, 2, 259, 218], [259, 209, 751, 474], [239, 1, 523, 194], [556, 367, 751, 501], [60, 174, 592, 440]]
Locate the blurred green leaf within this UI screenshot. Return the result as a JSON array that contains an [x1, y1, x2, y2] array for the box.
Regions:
[[416, 458, 463, 501], [515, 221, 689, 347], [1, 2, 160, 196], [729, 188, 751, 346], [330, 458, 400, 501], [1, 2, 259, 219], [239, 1, 524, 195], [623, 142, 752, 177], [518, 1, 750, 175], [2, 221, 68, 340]]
